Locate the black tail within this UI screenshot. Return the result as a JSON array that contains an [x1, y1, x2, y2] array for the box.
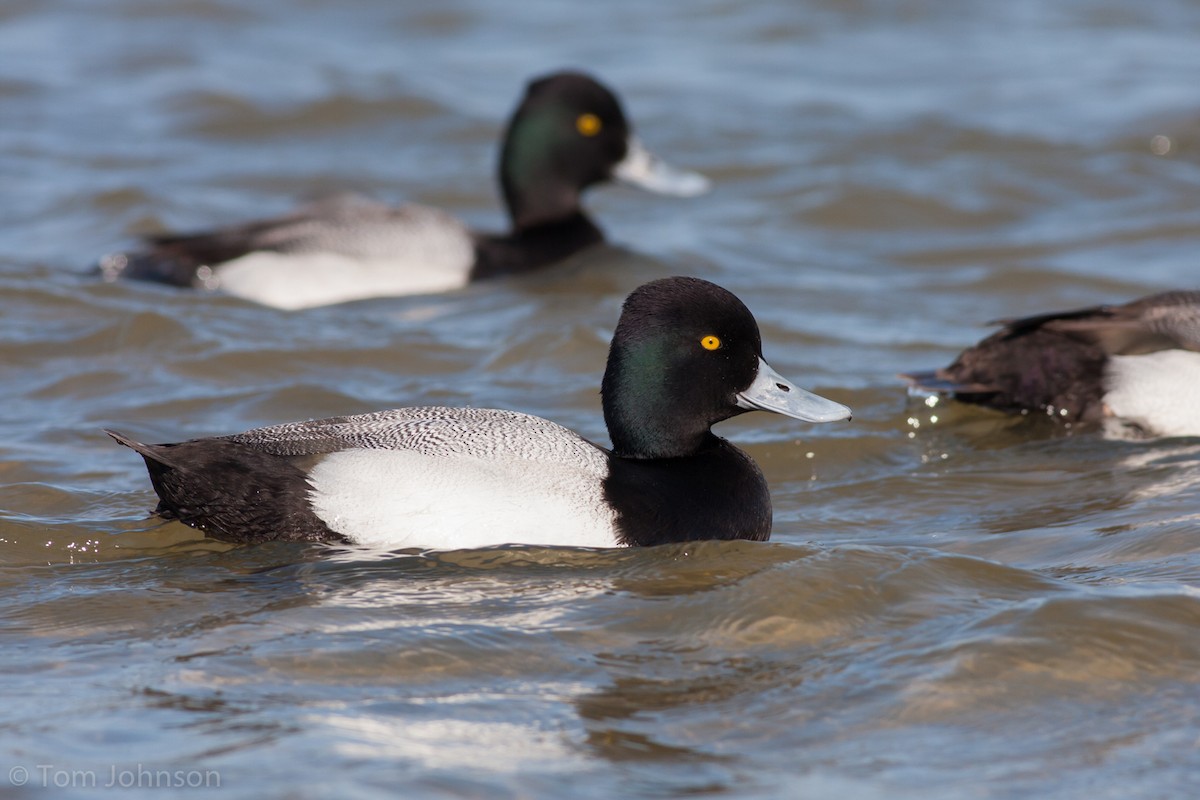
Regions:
[[105, 429, 342, 543], [104, 429, 182, 470]]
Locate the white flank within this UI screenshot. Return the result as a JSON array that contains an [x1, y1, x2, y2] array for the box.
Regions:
[[215, 251, 471, 310], [306, 449, 621, 550], [212, 204, 476, 309], [1104, 350, 1200, 438]]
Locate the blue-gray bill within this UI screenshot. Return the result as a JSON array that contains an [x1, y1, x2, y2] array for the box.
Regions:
[[736, 358, 852, 423]]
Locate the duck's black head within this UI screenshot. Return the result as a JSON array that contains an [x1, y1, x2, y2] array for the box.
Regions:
[[498, 71, 708, 231], [601, 276, 850, 459]]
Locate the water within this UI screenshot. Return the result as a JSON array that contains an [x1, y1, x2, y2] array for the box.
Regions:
[[4, 0, 1200, 797]]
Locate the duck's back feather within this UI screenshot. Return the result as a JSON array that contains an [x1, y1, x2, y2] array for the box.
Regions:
[[224, 407, 608, 462]]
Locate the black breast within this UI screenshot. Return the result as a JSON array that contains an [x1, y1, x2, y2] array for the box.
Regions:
[[470, 214, 604, 280], [602, 438, 773, 546]]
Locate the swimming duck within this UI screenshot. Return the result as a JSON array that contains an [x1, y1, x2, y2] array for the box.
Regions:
[[97, 71, 709, 310], [902, 290, 1200, 437], [108, 276, 851, 548]]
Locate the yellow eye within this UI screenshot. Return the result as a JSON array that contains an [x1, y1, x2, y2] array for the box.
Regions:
[[576, 113, 602, 137], [700, 335, 721, 351]]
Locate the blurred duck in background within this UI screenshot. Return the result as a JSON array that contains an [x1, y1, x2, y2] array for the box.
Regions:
[[98, 71, 708, 309]]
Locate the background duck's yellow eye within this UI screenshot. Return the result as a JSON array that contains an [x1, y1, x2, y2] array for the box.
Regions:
[[576, 113, 602, 136], [700, 335, 722, 351]]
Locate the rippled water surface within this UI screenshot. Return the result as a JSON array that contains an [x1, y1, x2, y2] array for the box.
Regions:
[[4, 0, 1200, 797]]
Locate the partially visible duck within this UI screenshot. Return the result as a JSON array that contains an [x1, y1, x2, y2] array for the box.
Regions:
[[108, 276, 851, 549], [902, 290, 1200, 437], [97, 71, 709, 310]]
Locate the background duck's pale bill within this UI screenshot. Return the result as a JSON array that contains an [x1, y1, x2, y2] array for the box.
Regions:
[[612, 138, 710, 197]]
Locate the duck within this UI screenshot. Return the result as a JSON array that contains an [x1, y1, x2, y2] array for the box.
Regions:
[[107, 276, 852, 549], [96, 71, 709, 310], [902, 290, 1200, 437]]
